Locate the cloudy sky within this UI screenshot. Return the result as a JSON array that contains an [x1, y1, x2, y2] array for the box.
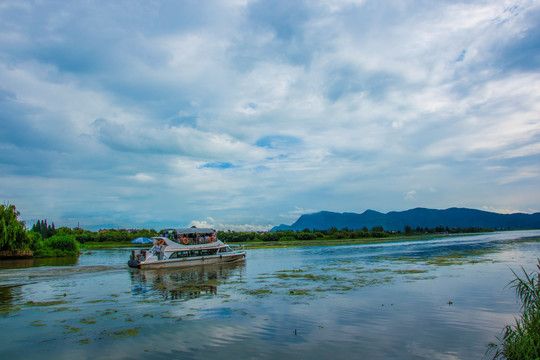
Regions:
[[1, 0, 540, 231]]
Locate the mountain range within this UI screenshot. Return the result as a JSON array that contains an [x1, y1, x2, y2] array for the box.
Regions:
[[271, 207, 540, 232]]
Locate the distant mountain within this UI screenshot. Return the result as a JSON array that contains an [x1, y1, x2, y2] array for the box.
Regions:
[[270, 207, 540, 232]]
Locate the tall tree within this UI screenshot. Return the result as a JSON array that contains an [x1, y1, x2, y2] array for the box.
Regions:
[[0, 204, 30, 251]]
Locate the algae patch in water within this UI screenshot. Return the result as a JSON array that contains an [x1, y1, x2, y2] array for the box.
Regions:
[[245, 288, 273, 296], [80, 316, 97, 324], [30, 320, 46, 327], [103, 327, 141, 338], [85, 299, 119, 304], [288, 289, 311, 296], [276, 273, 331, 281], [63, 325, 82, 334], [25, 300, 69, 307], [100, 308, 119, 316], [0, 305, 21, 315], [393, 269, 429, 274], [49, 306, 80, 313]]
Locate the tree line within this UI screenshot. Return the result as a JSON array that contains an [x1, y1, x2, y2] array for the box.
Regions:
[[217, 225, 493, 243], [0, 202, 495, 257]]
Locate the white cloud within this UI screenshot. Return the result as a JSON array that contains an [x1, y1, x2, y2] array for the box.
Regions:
[[1, 0, 540, 230]]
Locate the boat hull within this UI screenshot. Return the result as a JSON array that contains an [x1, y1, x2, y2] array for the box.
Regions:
[[130, 251, 246, 269]]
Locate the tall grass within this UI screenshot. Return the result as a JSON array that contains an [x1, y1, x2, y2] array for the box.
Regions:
[[488, 260, 540, 359]]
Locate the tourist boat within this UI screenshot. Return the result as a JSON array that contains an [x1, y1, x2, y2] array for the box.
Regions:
[[127, 228, 246, 269]]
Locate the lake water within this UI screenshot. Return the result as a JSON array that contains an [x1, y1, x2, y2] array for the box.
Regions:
[[1, 230, 540, 359]]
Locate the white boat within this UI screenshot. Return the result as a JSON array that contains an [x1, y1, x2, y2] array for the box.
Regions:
[[127, 228, 246, 269]]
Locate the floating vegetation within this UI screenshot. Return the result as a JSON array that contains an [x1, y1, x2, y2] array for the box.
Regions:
[[364, 268, 392, 273], [246, 288, 273, 296], [276, 269, 304, 273], [0, 305, 21, 315], [80, 317, 97, 324], [276, 273, 331, 281], [63, 325, 82, 334], [25, 300, 69, 307], [78, 339, 91, 345], [49, 307, 72, 312], [85, 299, 118, 304], [30, 320, 46, 327], [288, 289, 311, 296], [100, 309, 118, 316], [393, 269, 429, 274], [138, 299, 161, 304], [103, 327, 140, 338]]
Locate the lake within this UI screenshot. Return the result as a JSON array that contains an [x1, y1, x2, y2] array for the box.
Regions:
[[1, 230, 540, 359]]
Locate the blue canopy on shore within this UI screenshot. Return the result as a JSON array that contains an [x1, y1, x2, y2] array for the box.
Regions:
[[131, 237, 153, 244]]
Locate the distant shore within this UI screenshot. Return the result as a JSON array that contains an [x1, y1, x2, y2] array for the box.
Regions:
[[73, 231, 540, 251], [229, 233, 461, 249]]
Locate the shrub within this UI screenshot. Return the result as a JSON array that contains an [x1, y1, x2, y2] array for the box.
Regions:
[[47, 235, 79, 252], [33, 234, 79, 257], [26, 231, 43, 251]]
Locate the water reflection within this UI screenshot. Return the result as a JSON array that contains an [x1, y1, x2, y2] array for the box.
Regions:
[[130, 261, 245, 301], [0, 256, 78, 270], [0, 284, 23, 315]]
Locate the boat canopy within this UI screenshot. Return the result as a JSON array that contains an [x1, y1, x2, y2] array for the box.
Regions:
[[163, 228, 216, 235]]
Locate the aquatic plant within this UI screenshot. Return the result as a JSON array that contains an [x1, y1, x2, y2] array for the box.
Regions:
[[488, 260, 540, 359]]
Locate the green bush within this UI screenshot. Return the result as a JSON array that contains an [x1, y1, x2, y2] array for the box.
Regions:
[[33, 234, 79, 257], [26, 231, 43, 251], [47, 235, 79, 252]]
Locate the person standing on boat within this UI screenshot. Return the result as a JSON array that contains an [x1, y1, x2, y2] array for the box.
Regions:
[[155, 244, 162, 260]]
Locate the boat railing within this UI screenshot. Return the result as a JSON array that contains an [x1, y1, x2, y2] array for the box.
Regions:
[[173, 236, 218, 246]]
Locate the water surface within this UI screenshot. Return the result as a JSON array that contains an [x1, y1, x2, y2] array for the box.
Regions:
[[1, 230, 540, 359]]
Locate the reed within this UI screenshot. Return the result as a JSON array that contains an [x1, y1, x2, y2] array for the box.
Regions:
[[488, 260, 540, 359]]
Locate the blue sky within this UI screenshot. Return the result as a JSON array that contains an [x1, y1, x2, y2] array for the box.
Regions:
[[1, 0, 540, 231]]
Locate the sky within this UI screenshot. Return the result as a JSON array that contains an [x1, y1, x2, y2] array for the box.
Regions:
[[1, 0, 540, 231]]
